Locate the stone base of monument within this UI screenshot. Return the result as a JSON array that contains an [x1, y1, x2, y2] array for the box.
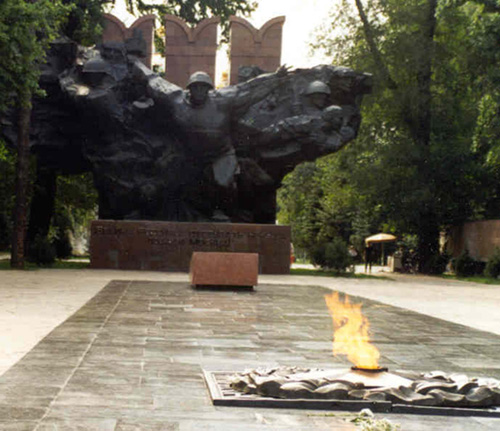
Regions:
[[190, 252, 258, 288], [89, 220, 291, 274]]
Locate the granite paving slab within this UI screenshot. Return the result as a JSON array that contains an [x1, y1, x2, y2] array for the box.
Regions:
[[0, 280, 499, 430]]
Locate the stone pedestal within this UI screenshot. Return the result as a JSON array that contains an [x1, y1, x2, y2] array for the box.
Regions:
[[90, 220, 291, 274], [190, 252, 258, 287]]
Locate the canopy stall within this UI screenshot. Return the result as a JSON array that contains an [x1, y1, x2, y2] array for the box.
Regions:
[[365, 233, 397, 265]]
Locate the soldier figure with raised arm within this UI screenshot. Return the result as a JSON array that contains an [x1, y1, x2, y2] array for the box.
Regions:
[[133, 63, 288, 221], [54, 42, 371, 222]]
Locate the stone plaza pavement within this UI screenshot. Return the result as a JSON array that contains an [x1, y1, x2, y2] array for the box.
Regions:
[[1, 268, 500, 430]]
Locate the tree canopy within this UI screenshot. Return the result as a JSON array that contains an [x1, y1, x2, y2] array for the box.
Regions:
[[279, 0, 500, 272], [0, 0, 71, 112], [122, 0, 257, 24]]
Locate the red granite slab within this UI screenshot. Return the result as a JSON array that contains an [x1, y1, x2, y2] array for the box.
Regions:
[[190, 252, 258, 287]]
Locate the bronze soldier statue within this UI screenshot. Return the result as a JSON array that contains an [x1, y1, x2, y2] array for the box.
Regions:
[[2, 39, 371, 224]]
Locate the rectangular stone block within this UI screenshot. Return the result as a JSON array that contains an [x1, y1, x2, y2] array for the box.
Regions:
[[90, 220, 291, 274], [190, 252, 258, 287]]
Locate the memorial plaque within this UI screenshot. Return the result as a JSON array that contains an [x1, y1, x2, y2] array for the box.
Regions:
[[90, 220, 291, 274]]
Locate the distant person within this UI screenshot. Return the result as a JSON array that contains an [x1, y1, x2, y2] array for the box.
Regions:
[[348, 245, 358, 272], [364, 244, 374, 273]]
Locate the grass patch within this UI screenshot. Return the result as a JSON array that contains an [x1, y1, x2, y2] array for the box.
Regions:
[[0, 259, 89, 270], [290, 267, 392, 280], [441, 274, 500, 285]]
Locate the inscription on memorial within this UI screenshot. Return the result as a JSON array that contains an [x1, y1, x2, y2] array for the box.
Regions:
[[90, 220, 291, 274]]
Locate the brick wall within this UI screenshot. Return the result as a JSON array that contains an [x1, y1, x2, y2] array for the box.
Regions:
[[447, 220, 500, 261]]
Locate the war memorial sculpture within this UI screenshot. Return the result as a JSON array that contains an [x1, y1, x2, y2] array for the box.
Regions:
[[2, 36, 372, 272]]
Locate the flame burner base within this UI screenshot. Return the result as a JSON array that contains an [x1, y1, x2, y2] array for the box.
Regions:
[[203, 366, 500, 416], [351, 366, 388, 373]]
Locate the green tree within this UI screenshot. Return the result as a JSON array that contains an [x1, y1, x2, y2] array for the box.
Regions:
[[293, 0, 500, 272], [278, 162, 323, 254], [122, 0, 256, 31], [61, 0, 108, 45], [0, 0, 72, 268]]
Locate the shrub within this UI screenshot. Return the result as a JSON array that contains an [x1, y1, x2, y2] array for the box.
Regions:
[[427, 252, 450, 275], [485, 247, 500, 279], [27, 235, 56, 266], [310, 237, 351, 273], [0, 212, 11, 250], [54, 232, 72, 259], [453, 249, 484, 277], [310, 243, 328, 269]]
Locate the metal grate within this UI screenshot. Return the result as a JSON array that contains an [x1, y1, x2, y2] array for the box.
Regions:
[[203, 370, 500, 417]]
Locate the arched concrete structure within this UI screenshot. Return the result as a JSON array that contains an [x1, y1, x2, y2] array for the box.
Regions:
[[163, 15, 220, 87], [229, 16, 285, 85], [102, 14, 155, 67]]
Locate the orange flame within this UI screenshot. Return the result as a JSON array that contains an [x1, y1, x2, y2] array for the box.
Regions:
[[324, 292, 380, 369]]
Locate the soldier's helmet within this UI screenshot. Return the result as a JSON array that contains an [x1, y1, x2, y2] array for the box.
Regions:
[[305, 80, 331, 96], [186, 71, 214, 89], [83, 57, 113, 77], [82, 56, 113, 76]]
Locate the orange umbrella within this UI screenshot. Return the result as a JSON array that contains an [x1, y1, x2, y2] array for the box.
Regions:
[[365, 233, 397, 245], [365, 233, 397, 266]]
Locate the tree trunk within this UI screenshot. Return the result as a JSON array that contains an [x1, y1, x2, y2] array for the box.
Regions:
[[417, 212, 440, 274], [412, 0, 436, 149], [414, 0, 438, 273], [354, 0, 397, 90], [10, 90, 32, 269]]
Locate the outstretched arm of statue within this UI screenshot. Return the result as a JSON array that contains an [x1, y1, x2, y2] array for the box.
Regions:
[[258, 116, 316, 146], [256, 106, 347, 155], [218, 65, 290, 115]]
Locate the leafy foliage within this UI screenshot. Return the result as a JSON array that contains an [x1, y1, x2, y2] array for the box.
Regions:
[[484, 247, 500, 278], [279, 0, 500, 272], [53, 172, 98, 256], [122, 0, 257, 27], [0, 0, 72, 268], [278, 162, 324, 253], [453, 249, 484, 277], [0, 0, 72, 112], [310, 237, 352, 273], [27, 234, 56, 266], [61, 0, 106, 45], [426, 252, 450, 275]]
